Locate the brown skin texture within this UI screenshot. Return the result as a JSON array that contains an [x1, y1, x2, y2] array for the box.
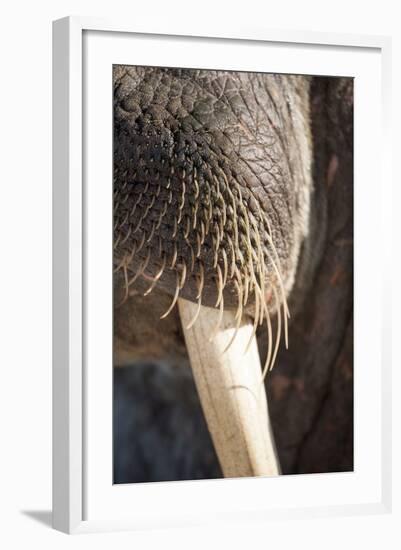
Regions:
[[114, 67, 312, 311], [266, 77, 354, 474], [113, 71, 353, 478]]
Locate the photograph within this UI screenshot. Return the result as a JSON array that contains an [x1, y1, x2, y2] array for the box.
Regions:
[[112, 66, 354, 483], [0, 0, 395, 543]]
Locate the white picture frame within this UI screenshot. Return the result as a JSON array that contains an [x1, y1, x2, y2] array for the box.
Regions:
[[52, 16, 392, 534]]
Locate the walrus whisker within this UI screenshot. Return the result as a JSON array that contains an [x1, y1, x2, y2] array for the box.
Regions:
[[220, 171, 239, 251], [261, 296, 273, 380], [222, 280, 243, 354], [200, 220, 206, 245], [114, 233, 121, 250], [215, 264, 224, 307], [227, 235, 236, 279], [233, 271, 244, 321], [186, 267, 203, 329], [113, 254, 128, 274], [180, 169, 186, 206], [254, 225, 267, 313], [244, 288, 260, 354], [115, 260, 129, 307], [196, 232, 202, 258], [136, 230, 146, 253], [196, 262, 204, 300], [184, 216, 191, 239], [221, 248, 228, 288], [160, 271, 180, 319], [170, 242, 178, 269], [185, 238, 195, 272], [185, 295, 202, 330], [128, 247, 151, 287], [143, 253, 166, 296], [178, 261, 187, 290], [192, 201, 198, 229], [268, 285, 282, 372], [130, 193, 143, 217], [145, 221, 156, 244], [262, 232, 290, 320], [209, 294, 224, 342], [172, 215, 178, 239], [242, 271, 250, 306], [193, 175, 200, 200], [155, 201, 168, 230]]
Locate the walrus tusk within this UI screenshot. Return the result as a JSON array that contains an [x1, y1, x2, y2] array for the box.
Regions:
[[178, 299, 280, 478]]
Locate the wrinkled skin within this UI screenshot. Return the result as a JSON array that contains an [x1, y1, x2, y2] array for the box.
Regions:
[[113, 67, 353, 480], [114, 67, 313, 312]]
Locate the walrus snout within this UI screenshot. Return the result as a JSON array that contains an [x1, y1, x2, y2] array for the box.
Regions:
[[114, 66, 312, 328]]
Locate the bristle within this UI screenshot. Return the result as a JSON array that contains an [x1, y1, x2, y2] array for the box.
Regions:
[[170, 242, 178, 269], [143, 253, 166, 296], [133, 214, 143, 234], [261, 297, 273, 381], [245, 288, 260, 354], [136, 230, 146, 253], [209, 293, 224, 342], [114, 164, 290, 359], [215, 264, 224, 307], [155, 201, 168, 230], [196, 231, 202, 258], [200, 220, 206, 245], [215, 221, 221, 251], [172, 216, 178, 238], [226, 234, 236, 279], [178, 261, 187, 289], [262, 240, 289, 346], [222, 278, 243, 354], [185, 295, 202, 330], [193, 176, 200, 200], [267, 285, 282, 372], [128, 247, 151, 287], [192, 202, 198, 229], [233, 268, 244, 320], [160, 271, 180, 319], [185, 238, 195, 272], [196, 261, 205, 300], [221, 248, 228, 288], [122, 260, 129, 303], [178, 179, 186, 223], [120, 225, 132, 246], [186, 266, 203, 330], [242, 268, 250, 306], [114, 234, 121, 250], [120, 210, 130, 228], [146, 221, 156, 244], [184, 216, 191, 239], [221, 196, 227, 227]]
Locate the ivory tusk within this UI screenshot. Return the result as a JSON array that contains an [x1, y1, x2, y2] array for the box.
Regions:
[[178, 298, 280, 478]]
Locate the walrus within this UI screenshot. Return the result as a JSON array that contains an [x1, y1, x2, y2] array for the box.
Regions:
[[113, 66, 353, 482]]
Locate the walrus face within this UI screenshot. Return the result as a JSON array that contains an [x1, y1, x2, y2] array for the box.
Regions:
[[113, 66, 312, 329]]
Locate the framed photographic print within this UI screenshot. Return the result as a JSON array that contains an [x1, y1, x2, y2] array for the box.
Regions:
[[52, 16, 392, 534]]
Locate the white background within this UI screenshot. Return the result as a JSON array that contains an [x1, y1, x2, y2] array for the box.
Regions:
[[0, 0, 399, 548]]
